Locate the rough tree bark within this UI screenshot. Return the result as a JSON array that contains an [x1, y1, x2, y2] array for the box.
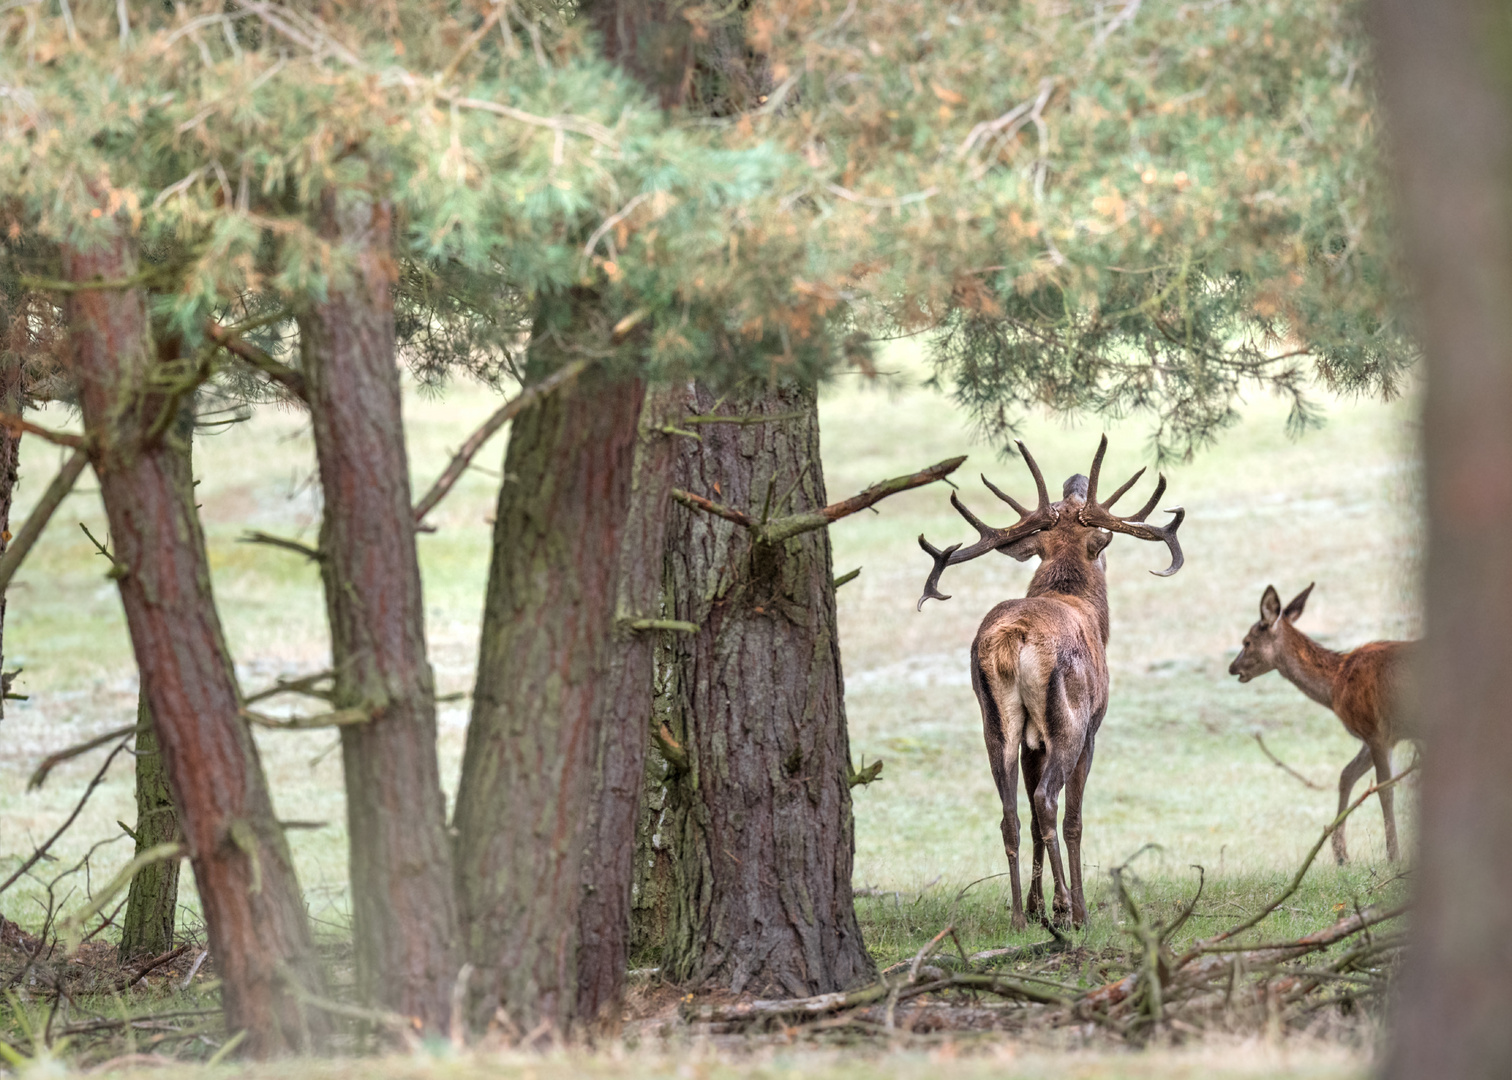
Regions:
[[0, 351, 22, 714], [1373, 1, 1512, 1077], [452, 287, 653, 1035], [654, 382, 874, 996], [298, 192, 460, 1029], [119, 692, 181, 960], [60, 217, 323, 1056]]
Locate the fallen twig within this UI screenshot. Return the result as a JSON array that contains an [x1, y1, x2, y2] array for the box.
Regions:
[[1253, 733, 1326, 791]]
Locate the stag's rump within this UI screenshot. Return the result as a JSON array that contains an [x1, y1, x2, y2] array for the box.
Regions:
[[970, 596, 1108, 754]]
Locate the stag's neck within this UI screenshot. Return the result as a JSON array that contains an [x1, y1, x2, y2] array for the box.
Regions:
[[1026, 556, 1110, 644], [1277, 622, 1345, 707]]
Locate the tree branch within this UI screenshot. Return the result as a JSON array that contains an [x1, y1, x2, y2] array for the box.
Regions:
[[204, 318, 307, 400], [669, 488, 755, 529], [0, 447, 90, 597], [239, 530, 322, 561], [240, 706, 371, 730], [28, 721, 144, 790], [0, 413, 86, 450], [412, 360, 590, 524]]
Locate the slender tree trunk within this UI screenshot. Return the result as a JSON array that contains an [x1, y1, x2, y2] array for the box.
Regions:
[[1373, 2, 1512, 1077], [119, 693, 181, 960], [453, 288, 650, 1035], [60, 221, 323, 1057], [298, 192, 460, 1030], [0, 351, 22, 714], [655, 382, 873, 996]]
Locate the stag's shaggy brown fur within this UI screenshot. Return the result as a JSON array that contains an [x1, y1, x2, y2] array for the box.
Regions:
[[918, 438, 1183, 928], [1230, 584, 1414, 863]]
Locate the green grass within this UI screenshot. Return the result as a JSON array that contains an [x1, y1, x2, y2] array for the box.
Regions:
[[0, 349, 1417, 1072]]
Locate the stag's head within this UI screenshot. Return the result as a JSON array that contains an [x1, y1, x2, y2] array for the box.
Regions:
[[915, 436, 1184, 610], [1229, 584, 1314, 682]]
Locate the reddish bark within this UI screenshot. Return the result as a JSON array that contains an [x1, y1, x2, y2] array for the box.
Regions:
[[452, 288, 648, 1033], [299, 193, 460, 1029], [60, 224, 322, 1056]]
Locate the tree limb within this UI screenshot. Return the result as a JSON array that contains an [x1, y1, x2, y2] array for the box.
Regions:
[[240, 706, 372, 730], [239, 530, 322, 561], [204, 318, 306, 400], [0, 447, 90, 597], [28, 721, 145, 790], [0, 413, 86, 450], [412, 360, 590, 524]]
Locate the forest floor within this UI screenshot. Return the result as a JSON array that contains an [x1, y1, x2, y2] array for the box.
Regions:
[[0, 347, 1417, 1076]]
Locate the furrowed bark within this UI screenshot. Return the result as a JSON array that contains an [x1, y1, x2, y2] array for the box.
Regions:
[[575, 385, 678, 1028], [1373, 1, 1512, 1076], [298, 192, 459, 1030], [119, 691, 182, 960], [0, 351, 21, 717], [655, 382, 873, 996], [452, 287, 647, 1035], [60, 222, 322, 1057]]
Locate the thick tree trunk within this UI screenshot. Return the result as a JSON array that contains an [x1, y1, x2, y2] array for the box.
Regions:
[[60, 224, 322, 1057], [452, 287, 650, 1035], [575, 385, 677, 1027], [119, 692, 181, 960], [1373, 2, 1512, 1077], [655, 382, 873, 996], [298, 193, 460, 1030]]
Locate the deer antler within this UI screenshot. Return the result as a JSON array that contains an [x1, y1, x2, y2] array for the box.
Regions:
[[917, 440, 1059, 609], [1077, 435, 1185, 576]]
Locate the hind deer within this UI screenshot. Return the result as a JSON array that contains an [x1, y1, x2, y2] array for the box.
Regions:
[[1229, 584, 1414, 863], [917, 437, 1183, 928]]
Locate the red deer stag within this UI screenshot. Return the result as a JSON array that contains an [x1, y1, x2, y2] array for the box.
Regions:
[[917, 437, 1183, 928], [1229, 584, 1414, 863]]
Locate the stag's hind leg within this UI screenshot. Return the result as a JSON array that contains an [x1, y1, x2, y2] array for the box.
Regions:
[[1334, 745, 1374, 864], [1021, 750, 1048, 924], [1063, 735, 1097, 928], [973, 644, 1029, 930]]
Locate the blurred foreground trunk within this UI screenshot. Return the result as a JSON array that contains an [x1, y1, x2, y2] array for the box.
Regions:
[[60, 215, 323, 1057], [1373, 1, 1512, 1077], [649, 383, 873, 996], [299, 191, 460, 1031]]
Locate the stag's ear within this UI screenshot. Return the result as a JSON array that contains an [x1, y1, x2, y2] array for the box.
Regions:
[[1085, 530, 1112, 559], [1000, 533, 1043, 563], [1260, 585, 1282, 627], [1283, 582, 1315, 623]]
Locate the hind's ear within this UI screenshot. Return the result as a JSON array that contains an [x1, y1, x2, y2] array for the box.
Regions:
[[1260, 585, 1282, 626], [1284, 582, 1315, 623]]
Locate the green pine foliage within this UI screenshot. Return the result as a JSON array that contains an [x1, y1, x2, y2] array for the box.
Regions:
[[1, 0, 1411, 454]]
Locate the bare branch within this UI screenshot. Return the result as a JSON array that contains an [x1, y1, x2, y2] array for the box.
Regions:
[[669, 488, 755, 529], [412, 360, 590, 524], [240, 706, 371, 730], [239, 530, 322, 561], [28, 721, 143, 790], [762, 454, 967, 543], [1253, 732, 1327, 791], [0, 412, 85, 450], [0, 447, 90, 597]]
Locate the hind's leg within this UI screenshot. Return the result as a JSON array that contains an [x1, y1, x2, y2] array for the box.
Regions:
[[1369, 740, 1400, 862], [1334, 746, 1374, 864]]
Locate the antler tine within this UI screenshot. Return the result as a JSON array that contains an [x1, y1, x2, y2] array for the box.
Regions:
[[1014, 439, 1051, 508], [916, 535, 962, 610], [1101, 467, 1146, 512], [950, 492, 999, 538], [981, 473, 1031, 517], [1085, 434, 1109, 505], [1144, 507, 1185, 576], [1125, 473, 1167, 523]]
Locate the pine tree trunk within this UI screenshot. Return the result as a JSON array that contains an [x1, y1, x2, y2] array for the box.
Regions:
[[656, 382, 873, 996], [452, 287, 651, 1034], [60, 222, 323, 1057], [119, 692, 181, 960], [1373, 1, 1512, 1076], [0, 355, 19, 717], [298, 193, 460, 1030]]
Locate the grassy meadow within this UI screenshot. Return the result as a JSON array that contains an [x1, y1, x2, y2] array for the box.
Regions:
[[0, 349, 1417, 1074]]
